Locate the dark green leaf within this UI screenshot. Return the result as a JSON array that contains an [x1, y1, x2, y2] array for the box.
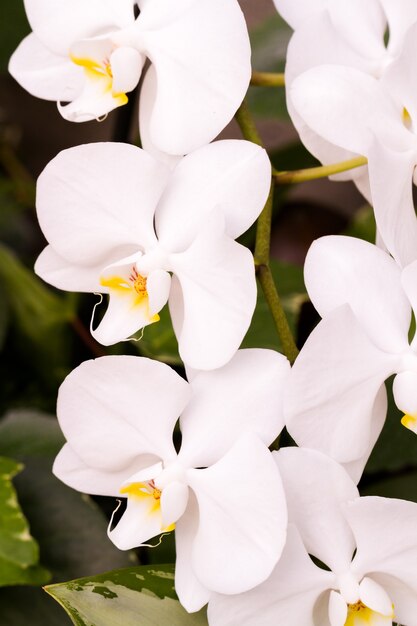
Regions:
[[0, 456, 50, 586], [45, 565, 208, 626], [0, 0, 30, 73], [0, 412, 136, 582], [344, 204, 376, 243]]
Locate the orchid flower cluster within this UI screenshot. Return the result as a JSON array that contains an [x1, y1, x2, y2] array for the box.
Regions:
[[9, 0, 417, 624]]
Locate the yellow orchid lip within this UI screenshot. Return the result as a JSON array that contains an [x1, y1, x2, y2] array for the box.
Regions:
[[345, 601, 394, 626], [70, 53, 128, 103], [120, 481, 175, 532], [100, 267, 160, 323], [401, 413, 417, 432]]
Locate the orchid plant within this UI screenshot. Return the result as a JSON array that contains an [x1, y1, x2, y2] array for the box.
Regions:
[[3, 0, 417, 625]]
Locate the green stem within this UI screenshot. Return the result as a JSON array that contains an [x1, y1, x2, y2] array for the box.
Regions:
[[275, 155, 367, 185], [234, 100, 263, 146], [251, 71, 285, 87], [257, 264, 299, 364], [235, 100, 299, 363]]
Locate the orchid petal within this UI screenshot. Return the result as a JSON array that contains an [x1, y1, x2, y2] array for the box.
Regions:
[[359, 577, 393, 617], [343, 386, 387, 484], [110, 46, 144, 94], [138, 0, 250, 155], [155, 141, 271, 252], [208, 524, 334, 626], [366, 137, 417, 268], [285, 305, 398, 465], [402, 260, 417, 322], [174, 492, 211, 613], [272, 0, 327, 29], [37, 143, 168, 265], [304, 236, 411, 352], [379, 0, 417, 56], [57, 355, 190, 470], [35, 245, 103, 292], [275, 448, 358, 574], [9, 34, 83, 101], [329, 591, 348, 626], [370, 573, 417, 626], [187, 433, 287, 595], [347, 497, 417, 593], [382, 22, 417, 121], [160, 482, 189, 529], [393, 371, 417, 417], [23, 0, 135, 56], [146, 269, 171, 317], [53, 443, 159, 497], [108, 492, 166, 550], [291, 66, 412, 156], [178, 349, 289, 468], [170, 212, 257, 370]]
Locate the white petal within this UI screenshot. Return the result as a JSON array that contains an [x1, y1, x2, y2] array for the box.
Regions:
[[57, 355, 190, 470], [380, 0, 417, 56], [371, 573, 417, 626], [329, 591, 348, 626], [110, 46, 145, 94], [359, 577, 393, 617], [9, 33, 83, 101], [53, 443, 159, 497], [35, 245, 103, 292], [275, 448, 358, 574], [170, 212, 257, 370], [291, 65, 412, 156], [174, 492, 211, 612], [272, 0, 327, 29], [286, 305, 398, 465], [366, 137, 417, 268], [304, 236, 411, 353], [147, 269, 171, 317], [160, 481, 189, 529], [402, 261, 417, 324], [138, 0, 250, 155], [37, 143, 168, 265], [187, 433, 287, 595], [178, 349, 289, 468], [109, 493, 165, 550], [208, 524, 335, 626], [24, 0, 135, 56], [91, 287, 157, 346], [155, 141, 271, 252], [343, 386, 387, 484], [393, 371, 417, 417], [347, 496, 417, 593]]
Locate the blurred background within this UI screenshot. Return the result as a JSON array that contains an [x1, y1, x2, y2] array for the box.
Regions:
[[0, 1, 415, 624]]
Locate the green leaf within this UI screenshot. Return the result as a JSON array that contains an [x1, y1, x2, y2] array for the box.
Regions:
[[0, 456, 50, 586], [0, 0, 30, 73], [248, 14, 292, 120], [0, 244, 76, 383], [0, 411, 136, 583], [45, 565, 208, 626], [242, 259, 307, 351]]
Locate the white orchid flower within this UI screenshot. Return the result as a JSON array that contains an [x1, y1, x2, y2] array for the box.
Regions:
[[53, 350, 290, 611], [285, 235, 417, 477], [34, 140, 270, 370], [9, 0, 251, 156], [209, 448, 417, 626], [289, 22, 417, 267]]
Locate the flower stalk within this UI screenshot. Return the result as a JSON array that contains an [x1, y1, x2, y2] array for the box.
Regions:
[[275, 155, 368, 185], [235, 101, 299, 363], [251, 71, 285, 87]]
